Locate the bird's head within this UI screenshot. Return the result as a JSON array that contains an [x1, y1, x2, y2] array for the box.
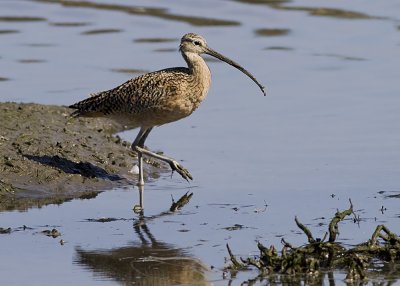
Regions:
[[179, 33, 266, 96], [179, 33, 208, 54]]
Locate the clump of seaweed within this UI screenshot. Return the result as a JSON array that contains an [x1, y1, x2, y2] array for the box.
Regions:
[[226, 200, 400, 284]]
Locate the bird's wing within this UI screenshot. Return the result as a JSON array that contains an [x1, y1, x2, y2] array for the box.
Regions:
[[69, 67, 189, 117]]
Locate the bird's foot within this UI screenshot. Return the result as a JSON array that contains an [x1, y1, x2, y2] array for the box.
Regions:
[[134, 146, 193, 182], [169, 160, 193, 182]]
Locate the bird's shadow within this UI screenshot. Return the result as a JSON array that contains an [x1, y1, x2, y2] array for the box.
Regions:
[[23, 154, 122, 181]]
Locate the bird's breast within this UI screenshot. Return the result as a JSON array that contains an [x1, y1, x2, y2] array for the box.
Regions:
[[131, 62, 212, 127], [186, 73, 211, 110]]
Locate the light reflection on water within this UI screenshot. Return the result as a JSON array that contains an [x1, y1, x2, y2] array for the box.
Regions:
[[1, 0, 400, 285]]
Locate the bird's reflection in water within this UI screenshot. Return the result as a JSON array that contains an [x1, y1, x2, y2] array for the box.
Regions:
[[133, 184, 194, 215], [75, 193, 209, 285], [133, 184, 145, 214]]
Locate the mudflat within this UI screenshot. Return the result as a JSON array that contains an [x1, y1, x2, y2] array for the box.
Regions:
[[0, 102, 161, 211]]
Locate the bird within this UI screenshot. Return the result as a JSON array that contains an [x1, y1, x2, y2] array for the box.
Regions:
[[69, 33, 266, 187]]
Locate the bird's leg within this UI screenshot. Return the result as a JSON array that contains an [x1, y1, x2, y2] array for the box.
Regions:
[[132, 128, 152, 213], [137, 152, 144, 186], [132, 127, 152, 186], [133, 127, 153, 147], [131, 127, 193, 183]]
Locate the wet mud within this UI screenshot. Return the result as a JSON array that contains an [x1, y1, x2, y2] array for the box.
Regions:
[[0, 102, 162, 211]]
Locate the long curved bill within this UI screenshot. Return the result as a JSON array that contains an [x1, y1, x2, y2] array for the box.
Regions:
[[205, 47, 266, 96]]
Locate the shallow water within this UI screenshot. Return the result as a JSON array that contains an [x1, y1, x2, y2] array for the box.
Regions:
[[1, 0, 400, 285]]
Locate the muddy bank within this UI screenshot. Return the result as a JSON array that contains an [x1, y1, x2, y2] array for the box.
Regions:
[[0, 102, 162, 211]]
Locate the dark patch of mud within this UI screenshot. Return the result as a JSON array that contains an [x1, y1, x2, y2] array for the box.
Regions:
[[270, 5, 381, 19], [153, 48, 177, 53], [264, 46, 294, 51], [22, 43, 55, 47], [81, 28, 123, 35], [34, 0, 240, 26], [17, 59, 46, 64], [0, 102, 162, 211], [49, 22, 91, 27], [255, 28, 290, 37], [0, 29, 20, 34], [133, 37, 178, 43], [0, 16, 47, 22], [234, 1, 382, 19], [110, 68, 149, 75]]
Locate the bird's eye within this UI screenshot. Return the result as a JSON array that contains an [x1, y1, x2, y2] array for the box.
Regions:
[[193, 40, 201, 46]]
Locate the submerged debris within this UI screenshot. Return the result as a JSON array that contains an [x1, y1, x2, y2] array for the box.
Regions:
[[85, 217, 132, 223], [0, 227, 12, 234], [41, 228, 61, 238], [225, 200, 400, 283]]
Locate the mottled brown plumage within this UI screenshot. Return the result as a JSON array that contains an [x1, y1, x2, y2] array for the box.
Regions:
[[70, 33, 265, 187], [70, 67, 207, 129]]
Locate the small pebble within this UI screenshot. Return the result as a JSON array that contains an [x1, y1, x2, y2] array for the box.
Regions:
[[129, 164, 139, 174]]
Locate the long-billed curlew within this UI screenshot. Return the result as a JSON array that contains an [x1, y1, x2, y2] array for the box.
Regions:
[[69, 33, 266, 187]]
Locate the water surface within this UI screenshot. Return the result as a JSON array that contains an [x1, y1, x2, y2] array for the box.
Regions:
[[1, 0, 400, 285]]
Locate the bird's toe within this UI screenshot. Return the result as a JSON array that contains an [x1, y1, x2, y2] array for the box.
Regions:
[[169, 160, 193, 182]]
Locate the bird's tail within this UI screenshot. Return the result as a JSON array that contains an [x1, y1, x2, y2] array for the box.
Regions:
[[69, 91, 112, 117]]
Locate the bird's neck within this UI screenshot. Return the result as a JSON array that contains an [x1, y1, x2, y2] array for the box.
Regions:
[[182, 52, 211, 81], [181, 51, 212, 108]]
